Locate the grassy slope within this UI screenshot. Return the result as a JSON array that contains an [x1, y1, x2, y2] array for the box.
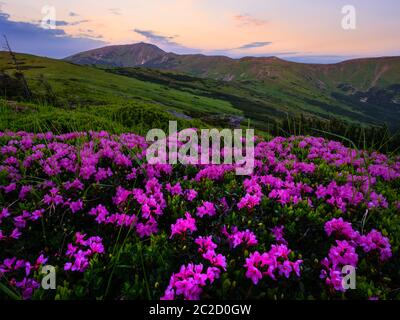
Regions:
[[306, 57, 400, 90], [107, 66, 396, 129], [2, 52, 400, 133], [74, 48, 400, 129], [0, 52, 240, 117], [1, 53, 236, 135]]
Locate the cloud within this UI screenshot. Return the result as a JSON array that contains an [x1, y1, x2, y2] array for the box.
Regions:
[[236, 42, 272, 50], [109, 8, 122, 15], [33, 19, 89, 27], [0, 12, 105, 58], [76, 33, 103, 39], [134, 29, 180, 46], [234, 14, 268, 27], [206, 41, 273, 57], [55, 19, 89, 26], [132, 28, 201, 55], [282, 55, 355, 64], [77, 28, 104, 39]]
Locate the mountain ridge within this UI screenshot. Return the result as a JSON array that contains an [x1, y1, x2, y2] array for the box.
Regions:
[[65, 42, 400, 66], [64, 43, 400, 89]]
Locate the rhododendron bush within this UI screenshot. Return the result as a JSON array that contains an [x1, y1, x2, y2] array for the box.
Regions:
[[0, 131, 399, 300]]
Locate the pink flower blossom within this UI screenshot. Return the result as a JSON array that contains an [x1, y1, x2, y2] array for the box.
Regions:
[[185, 189, 198, 201], [161, 263, 219, 300], [166, 182, 183, 196], [271, 225, 287, 244], [170, 212, 197, 238], [358, 229, 392, 261], [196, 201, 216, 218], [64, 232, 105, 272], [244, 245, 302, 285], [69, 200, 83, 213], [324, 218, 358, 241]]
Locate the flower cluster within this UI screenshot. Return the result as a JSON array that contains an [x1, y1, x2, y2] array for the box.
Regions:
[[196, 201, 216, 218], [166, 182, 183, 196], [170, 212, 197, 239], [316, 182, 364, 212], [133, 178, 167, 237], [0, 208, 44, 241], [64, 232, 105, 272], [89, 204, 137, 228], [244, 245, 303, 285], [161, 236, 227, 300], [321, 218, 392, 291], [0, 254, 47, 299], [270, 225, 287, 245], [160, 263, 221, 300], [324, 218, 358, 241], [195, 236, 227, 270], [223, 226, 258, 248], [358, 230, 392, 261]]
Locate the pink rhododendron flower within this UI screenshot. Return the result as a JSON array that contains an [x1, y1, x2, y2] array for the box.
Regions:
[[161, 263, 220, 300], [324, 218, 358, 241], [244, 245, 302, 285], [223, 226, 258, 248], [196, 201, 216, 218], [271, 225, 287, 244], [358, 229, 392, 261], [0, 254, 48, 299], [43, 187, 64, 206], [64, 232, 105, 272], [170, 212, 197, 238], [185, 189, 198, 201], [166, 182, 183, 196], [64, 178, 84, 191], [69, 199, 84, 213], [195, 236, 227, 270], [19, 185, 32, 200]]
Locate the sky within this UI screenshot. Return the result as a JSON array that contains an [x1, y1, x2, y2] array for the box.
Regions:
[[0, 0, 399, 63]]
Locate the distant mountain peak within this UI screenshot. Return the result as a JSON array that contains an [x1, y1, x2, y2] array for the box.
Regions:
[[122, 42, 166, 53], [65, 42, 167, 67], [64, 42, 292, 79]]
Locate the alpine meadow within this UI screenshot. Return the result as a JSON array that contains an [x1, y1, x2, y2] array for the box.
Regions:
[[0, 0, 400, 304]]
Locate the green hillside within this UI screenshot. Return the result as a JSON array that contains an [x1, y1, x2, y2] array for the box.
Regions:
[[66, 44, 400, 130], [1, 51, 400, 140], [107, 65, 400, 130], [0, 53, 237, 135], [306, 57, 400, 90], [0, 52, 240, 116]]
